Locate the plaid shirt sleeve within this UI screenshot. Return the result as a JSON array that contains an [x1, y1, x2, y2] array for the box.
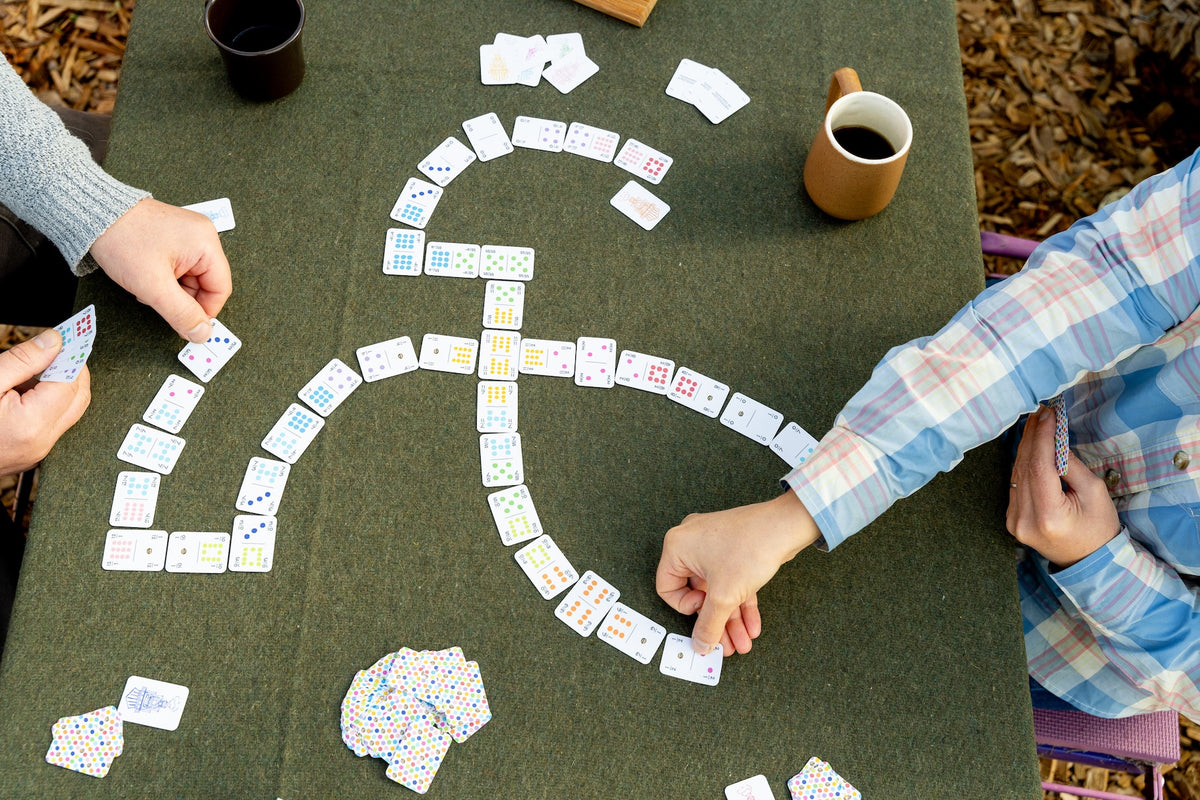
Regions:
[[782, 149, 1200, 550]]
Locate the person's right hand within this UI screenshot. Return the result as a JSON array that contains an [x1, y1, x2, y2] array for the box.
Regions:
[[0, 329, 91, 476]]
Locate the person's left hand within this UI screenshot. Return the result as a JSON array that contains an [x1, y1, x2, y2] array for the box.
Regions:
[[89, 198, 233, 343], [1006, 404, 1121, 568]]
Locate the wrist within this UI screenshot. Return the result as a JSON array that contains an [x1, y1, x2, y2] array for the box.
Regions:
[[765, 491, 821, 564]]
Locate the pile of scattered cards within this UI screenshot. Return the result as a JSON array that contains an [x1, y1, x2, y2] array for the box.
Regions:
[[480, 31, 598, 94], [666, 58, 751, 124], [724, 759, 860, 800], [341, 647, 491, 794]]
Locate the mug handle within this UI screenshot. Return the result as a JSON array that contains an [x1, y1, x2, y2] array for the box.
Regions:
[[825, 68, 862, 112]]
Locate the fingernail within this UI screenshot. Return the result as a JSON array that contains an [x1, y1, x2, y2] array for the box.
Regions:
[[1037, 405, 1052, 421], [691, 599, 703, 613], [33, 329, 59, 349], [185, 321, 211, 343], [692, 638, 713, 655]]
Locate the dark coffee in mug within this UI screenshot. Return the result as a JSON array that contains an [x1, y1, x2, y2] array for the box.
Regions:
[[832, 125, 896, 160]]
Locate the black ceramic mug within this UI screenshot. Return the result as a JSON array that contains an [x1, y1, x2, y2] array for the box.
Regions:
[[204, 0, 305, 101]]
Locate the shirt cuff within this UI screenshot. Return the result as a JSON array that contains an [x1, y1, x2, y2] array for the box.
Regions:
[[1049, 528, 1151, 634]]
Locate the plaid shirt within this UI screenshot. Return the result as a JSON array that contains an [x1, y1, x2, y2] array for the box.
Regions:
[[783, 150, 1200, 718]]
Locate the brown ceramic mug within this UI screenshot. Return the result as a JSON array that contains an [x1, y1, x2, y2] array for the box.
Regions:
[[802, 68, 912, 220]]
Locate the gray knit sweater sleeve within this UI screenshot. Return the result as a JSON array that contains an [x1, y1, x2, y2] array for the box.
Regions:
[[1, 60, 149, 275]]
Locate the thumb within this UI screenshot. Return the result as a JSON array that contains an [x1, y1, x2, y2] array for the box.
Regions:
[[0, 329, 63, 390], [1059, 450, 1107, 495], [691, 597, 735, 655], [150, 281, 213, 342]]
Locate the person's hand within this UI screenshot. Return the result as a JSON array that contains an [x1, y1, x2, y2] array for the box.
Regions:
[[1006, 404, 1121, 568], [656, 491, 821, 657], [0, 330, 91, 475], [89, 198, 233, 343]]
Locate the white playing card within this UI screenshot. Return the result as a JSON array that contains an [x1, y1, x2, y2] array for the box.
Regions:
[[554, 570, 620, 637], [235, 457, 291, 515], [479, 244, 535, 280], [418, 136, 477, 187], [720, 392, 783, 445], [483, 280, 525, 330], [229, 514, 276, 572], [142, 374, 204, 434], [119, 676, 189, 731], [610, 180, 670, 230], [382, 228, 426, 275], [514, 534, 579, 599], [480, 432, 523, 487], [39, 304, 96, 382], [665, 58, 710, 104], [424, 241, 481, 278], [659, 633, 723, 685], [479, 42, 520, 85], [117, 424, 186, 474], [419, 334, 478, 374], [356, 336, 419, 381], [511, 116, 567, 152], [597, 602, 667, 664], [486, 483, 541, 546], [478, 330, 521, 381], [261, 404, 325, 464], [574, 337, 616, 388], [519, 338, 576, 377], [545, 32, 585, 62], [771, 422, 819, 468], [563, 122, 620, 162], [694, 68, 751, 124], [298, 358, 362, 417], [493, 32, 548, 86], [543, 52, 599, 94], [477, 380, 518, 433], [668, 367, 730, 418], [102, 529, 167, 571], [177, 318, 241, 383], [182, 197, 235, 232], [165, 531, 230, 574], [615, 349, 674, 394], [614, 138, 673, 185], [389, 177, 443, 229], [462, 112, 513, 162], [725, 775, 776, 800], [109, 471, 160, 528]]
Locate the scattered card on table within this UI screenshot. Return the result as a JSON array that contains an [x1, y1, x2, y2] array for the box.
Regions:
[[543, 52, 599, 94], [487, 483, 541, 545], [725, 774, 776, 800], [695, 68, 751, 124], [382, 228, 425, 275], [480, 244, 535, 280], [462, 112, 513, 161], [235, 457, 290, 515], [45, 706, 122, 778], [665, 57, 710, 103], [720, 392, 783, 445], [165, 531, 230, 573], [597, 602, 666, 664], [102, 529, 167, 571], [668, 366, 730, 418], [564, 121, 619, 162], [425, 240, 481, 278], [418, 136, 476, 187], [771, 422, 818, 468], [483, 280, 525, 330], [554, 570, 619, 636], [519, 338, 575, 377], [109, 470, 160, 528], [480, 41, 519, 85], [390, 177, 443, 229], [182, 197, 235, 232], [298, 358, 362, 417], [788, 757, 860, 800], [511, 115, 567, 152], [419, 334, 478, 374], [611, 180, 670, 230], [142, 374, 204, 434], [616, 349, 674, 394], [177, 318, 241, 383], [514, 534, 578, 599], [357, 335, 418, 381], [118, 675, 189, 731], [39, 304, 95, 382], [478, 331, 521, 381], [117, 423, 185, 474], [477, 380, 518, 433], [614, 138, 673, 185], [546, 32, 585, 62], [480, 432, 523, 487], [659, 633, 723, 685], [261, 404, 325, 464], [229, 514, 276, 572], [574, 337, 616, 388]]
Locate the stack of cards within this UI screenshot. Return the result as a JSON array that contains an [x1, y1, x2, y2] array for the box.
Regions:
[[341, 647, 491, 794], [479, 31, 598, 94], [666, 58, 751, 123], [787, 758, 860, 800], [39, 304, 96, 383], [1046, 394, 1069, 475], [44, 706, 123, 778]]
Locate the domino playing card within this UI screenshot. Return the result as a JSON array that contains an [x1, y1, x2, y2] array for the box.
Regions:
[[177, 318, 241, 383], [384, 714, 452, 794], [610, 180, 670, 230], [419, 334, 478, 375], [574, 337, 616, 388], [788, 758, 861, 800], [511, 115, 567, 152], [694, 68, 751, 124], [615, 349, 674, 394], [229, 514, 276, 572], [659, 633, 723, 685], [142, 374, 204, 434], [614, 138, 673, 185], [298, 358, 362, 417], [357, 336, 418, 381], [725, 775, 775, 800], [424, 240, 481, 278], [109, 471, 160, 528], [477, 380, 518, 433], [462, 112, 513, 162], [519, 338, 576, 377], [486, 483, 541, 545], [720, 392, 784, 445], [479, 244, 535, 280], [39, 304, 96, 382], [390, 177, 443, 229], [165, 531, 230, 574], [668, 367, 731, 418], [514, 534, 579, 599], [542, 52, 599, 94], [563, 122, 620, 162], [554, 570, 619, 637], [261, 404, 325, 464], [597, 602, 667, 664], [119, 676, 189, 731], [478, 330, 521, 381], [480, 432, 523, 487], [117, 424, 186, 474], [483, 280, 525, 330], [382, 228, 425, 275], [102, 529, 167, 571], [489, 32, 548, 86], [771, 422, 818, 468], [182, 197, 235, 232], [235, 457, 291, 515], [418, 136, 476, 187]]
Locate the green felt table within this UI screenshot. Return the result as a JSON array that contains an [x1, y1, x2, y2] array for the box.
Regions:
[[0, 1, 1041, 798]]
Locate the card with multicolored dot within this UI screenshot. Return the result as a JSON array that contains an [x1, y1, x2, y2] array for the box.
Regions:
[[44, 705, 123, 778], [142, 374, 204, 434], [598, 602, 667, 664], [357, 335, 419, 382], [514, 534, 579, 599], [787, 757, 860, 800], [102, 529, 167, 572], [109, 471, 160, 528], [177, 318, 241, 383], [384, 714, 452, 794], [668, 366, 730, 418]]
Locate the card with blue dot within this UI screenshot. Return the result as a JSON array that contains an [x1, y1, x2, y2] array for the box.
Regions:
[[235, 457, 291, 516], [177, 318, 242, 383], [417, 136, 476, 187], [424, 241, 480, 278], [382, 228, 425, 276], [298, 358, 363, 417], [261, 403, 325, 464], [389, 177, 442, 230], [117, 423, 186, 475], [480, 432, 523, 487], [476, 380, 517, 433], [142, 373, 204, 434], [770, 422, 819, 469], [229, 515, 276, 572], [109, 470, 161, 528]]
